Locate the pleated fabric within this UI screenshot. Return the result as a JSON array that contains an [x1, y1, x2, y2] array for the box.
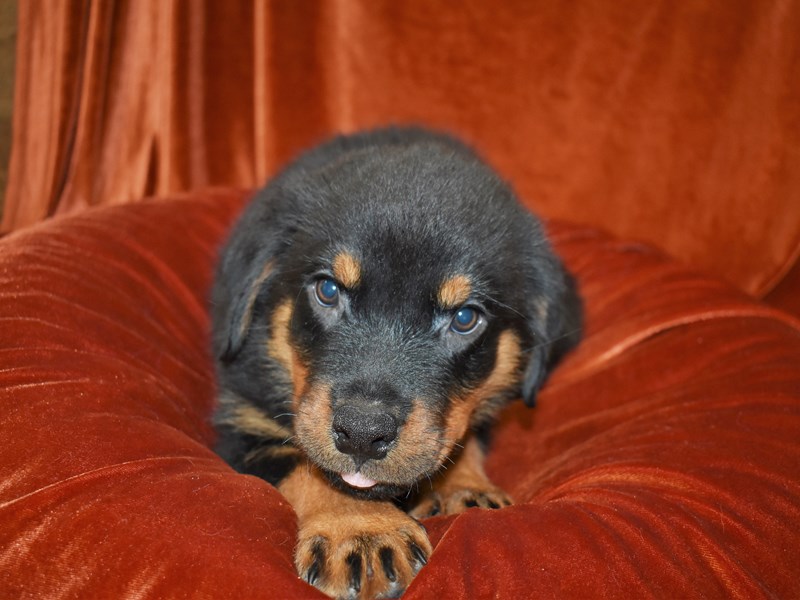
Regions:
[[1, 189, 798, 598], [4, 1, 800, 302]]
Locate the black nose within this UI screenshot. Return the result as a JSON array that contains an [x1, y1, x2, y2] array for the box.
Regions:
[[332, 405, 397, 460]]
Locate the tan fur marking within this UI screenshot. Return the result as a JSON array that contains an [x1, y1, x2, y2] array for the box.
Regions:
[[409, 435, 513, 518], [444, 437, 486, 484], [438, 435, 490, 489], [400, 403, 439, 450], [443, 330, 521, 453], [218, 403, 292, 440], [386, 402, 442, 477], [279, 463, 400, 525], [238, 260, 274, 341], [295, 389, 442, 487], [294, 384, 335, 461], [268, 300, 309, 405], [280, 463, 431, 599], [268, 301, 294, 371], [244, 444, 300, 465], [332, 252, 362, 289], [437, 274, 472, 308], [289, 352, 309, 412]]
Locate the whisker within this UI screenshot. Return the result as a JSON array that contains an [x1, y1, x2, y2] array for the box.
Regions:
[[483, 294, 528, 321], [528, 327, 583, 351]]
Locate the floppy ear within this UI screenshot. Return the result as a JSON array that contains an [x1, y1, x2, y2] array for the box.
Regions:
[[521, 265, 582, 408], [211, 193, 289, 363], [213, 254, 276, 363], [521, 326, 548, 408]]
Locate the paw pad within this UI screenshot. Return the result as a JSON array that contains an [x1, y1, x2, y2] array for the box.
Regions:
[[296, 517, 431, 599], [410, 487, 513, 519]]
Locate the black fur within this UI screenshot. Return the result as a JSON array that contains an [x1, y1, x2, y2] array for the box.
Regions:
[[211, 126, 582, 496]]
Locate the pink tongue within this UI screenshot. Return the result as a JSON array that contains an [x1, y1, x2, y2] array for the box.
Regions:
[[341, 472, 378, 489]]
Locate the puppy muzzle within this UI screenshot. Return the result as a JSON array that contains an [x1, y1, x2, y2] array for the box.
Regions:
[[332, 404, 398, 462]]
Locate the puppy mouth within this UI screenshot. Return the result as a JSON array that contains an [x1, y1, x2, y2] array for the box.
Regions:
[[324, 469, 410, 500], [314, 448, 441, 494], [307, 446, 449, 500], [294, 389, 449, 495], [340, 471, 379, 489]]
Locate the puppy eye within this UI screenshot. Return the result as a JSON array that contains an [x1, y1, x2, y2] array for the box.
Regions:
[[315, 278, 340, 307], [450, 307, 480, 334]]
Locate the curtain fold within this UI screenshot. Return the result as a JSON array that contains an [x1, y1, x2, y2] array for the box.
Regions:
[[4, 0, 800, 300], [4, 0, 269, 226]]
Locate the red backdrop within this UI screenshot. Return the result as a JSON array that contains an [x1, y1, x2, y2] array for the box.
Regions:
[[4, 0, 800, 306]]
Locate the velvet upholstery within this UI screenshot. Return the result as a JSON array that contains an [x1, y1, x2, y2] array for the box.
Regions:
[[2, 189, 799, 598], [4, 1, 800, 302]]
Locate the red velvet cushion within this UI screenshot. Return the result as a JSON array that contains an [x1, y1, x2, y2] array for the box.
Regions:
[[1, 189, 799, 598]]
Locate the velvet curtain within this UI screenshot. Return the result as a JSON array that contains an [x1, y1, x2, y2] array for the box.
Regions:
[[5, 0, 800, 300]]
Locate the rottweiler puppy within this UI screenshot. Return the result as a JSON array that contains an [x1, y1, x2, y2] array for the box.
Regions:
[[211, 127, 582, 599]]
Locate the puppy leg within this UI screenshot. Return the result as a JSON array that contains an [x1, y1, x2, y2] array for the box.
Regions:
[[280, 462, 432, 599], [409, 435, 512, 519]]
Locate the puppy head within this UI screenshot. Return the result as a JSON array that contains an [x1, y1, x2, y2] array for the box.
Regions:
[[212, 129, 580, 498]]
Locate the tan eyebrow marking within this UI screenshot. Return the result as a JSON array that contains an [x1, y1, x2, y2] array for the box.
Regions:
[[331, 252, 362, 288], [437, 274, 472, 309], [443, 330, 522, 445]]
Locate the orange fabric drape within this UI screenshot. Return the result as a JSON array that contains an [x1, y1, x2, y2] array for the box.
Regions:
[[4, 0, 800, 300], [4, 0, 265, 225]]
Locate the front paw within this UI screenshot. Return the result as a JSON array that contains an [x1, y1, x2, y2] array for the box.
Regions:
[[295, 511, 431, 599], [409, 486, 512, 519]]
